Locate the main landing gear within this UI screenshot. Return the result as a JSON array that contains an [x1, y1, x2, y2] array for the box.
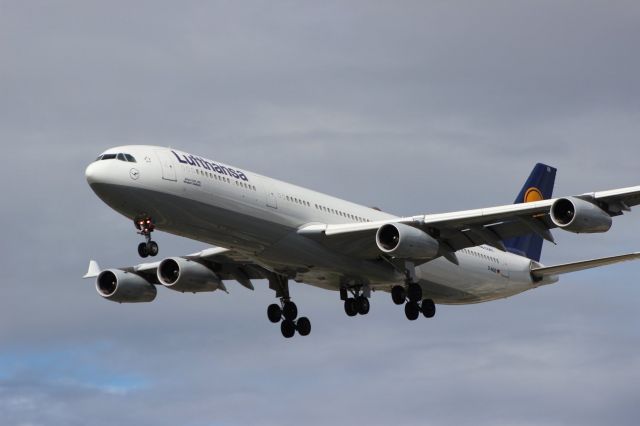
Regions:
[[135, 217, 159, 258], [341, 287, 370, 317], [267, 300, 311, 338], [391, 283, 436, 321], [267, 274, 311, 338]]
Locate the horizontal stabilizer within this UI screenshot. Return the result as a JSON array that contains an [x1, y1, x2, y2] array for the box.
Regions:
[[531, 252, 640, 279]]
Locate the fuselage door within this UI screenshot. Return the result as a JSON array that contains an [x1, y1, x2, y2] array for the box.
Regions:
[[266, 189, 278, 209], [499, 258, 510, 279], [155, 150, 177, 182]]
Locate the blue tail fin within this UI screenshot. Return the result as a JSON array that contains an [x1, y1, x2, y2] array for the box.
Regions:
[[503, 163, 557, 262]]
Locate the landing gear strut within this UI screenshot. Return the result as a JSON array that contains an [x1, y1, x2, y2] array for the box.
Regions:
[[391, 282, 437, 321], [135, 217, 159, 258], [267, 274, 311, 338], [341, 286, 370, 317]]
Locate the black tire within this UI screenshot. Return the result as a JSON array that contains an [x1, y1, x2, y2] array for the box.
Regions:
[[267, 304, 282, 323], [281, 320, 296, 338], [138, 242, 149, 258], [344, 298, 358, 317], [296, 317, 311, 336], [407, 283, 423, 302], [356, 297, 370, 315], [421, 299, 436, 318], [148, 241, 159, 257], [282, 301, 298, 321], [405, 301, 420, 321], [391, 286, 406, 305]]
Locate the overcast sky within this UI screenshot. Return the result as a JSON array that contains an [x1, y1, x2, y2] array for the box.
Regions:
[[1, 1, 640, 425]]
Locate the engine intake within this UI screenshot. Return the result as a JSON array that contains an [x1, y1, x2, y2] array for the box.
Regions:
[[96, 270, 157, 303], [376, 223, 439, 259], [550, 197, 612, 234], [157, 257, 223, 293]]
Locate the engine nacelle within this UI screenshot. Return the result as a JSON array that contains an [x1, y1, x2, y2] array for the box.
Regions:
[[96, 270, 157, 303], [157, 257, 223, 293], [376, 223, 440, 259], [550, 197, 612, 234]]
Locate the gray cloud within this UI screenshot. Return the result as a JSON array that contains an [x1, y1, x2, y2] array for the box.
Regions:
[[1, 0, 640, 425]]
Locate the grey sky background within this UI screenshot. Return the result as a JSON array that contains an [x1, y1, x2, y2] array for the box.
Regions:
[[1, 1, 640, 425]]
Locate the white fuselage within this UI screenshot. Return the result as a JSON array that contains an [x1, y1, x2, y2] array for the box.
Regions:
[[86, 145, 556, 305]]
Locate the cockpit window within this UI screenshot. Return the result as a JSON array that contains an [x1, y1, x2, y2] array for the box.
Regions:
[[97, 152, 136, 162]]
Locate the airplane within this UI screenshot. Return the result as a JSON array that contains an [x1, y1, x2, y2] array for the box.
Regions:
[[83, 146, 640, 338]]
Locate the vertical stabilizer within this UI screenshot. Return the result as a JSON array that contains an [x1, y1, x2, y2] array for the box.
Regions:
[[503, 163, 557, 262]]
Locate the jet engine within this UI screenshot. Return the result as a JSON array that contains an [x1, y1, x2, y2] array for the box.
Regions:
[[157, 257, 223, 293], [550, 197, 612, 234], [376, 223, 440, 259], [96, 270, 157, 303]]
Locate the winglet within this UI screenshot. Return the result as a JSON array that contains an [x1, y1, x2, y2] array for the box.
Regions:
[[83, 260, 101, 279]]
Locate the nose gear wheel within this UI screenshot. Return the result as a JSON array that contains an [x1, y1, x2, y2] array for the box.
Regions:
[[135, 217, 159, 258]]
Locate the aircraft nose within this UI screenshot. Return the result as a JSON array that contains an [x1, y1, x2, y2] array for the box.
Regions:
[[85, 161, 106, 186]]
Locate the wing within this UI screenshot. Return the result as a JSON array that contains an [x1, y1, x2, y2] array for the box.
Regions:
[[83, 247, 271, 291], [299, 185, 640, 261]]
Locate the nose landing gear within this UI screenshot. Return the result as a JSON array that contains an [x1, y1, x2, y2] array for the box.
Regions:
[[135, 217, 159, 258]]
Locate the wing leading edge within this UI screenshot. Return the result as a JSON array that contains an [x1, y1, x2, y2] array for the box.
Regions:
[[299, 185, 640, 260]]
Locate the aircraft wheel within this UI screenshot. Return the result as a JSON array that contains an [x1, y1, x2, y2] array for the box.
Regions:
[[296, 317, 311, 336], [281, 320, 296, 338], [391, 286, 406, 305], [138, 242, 149, 258], [421, 299, 436, 318], [148, 241, 159, 257], [407, 283, 423, 302], [282, 301, 298, 321], [405, 301, 420, 321], [344, 298, 358, 317], [267, 304, 282, 323], [356, 296, 370, 315]]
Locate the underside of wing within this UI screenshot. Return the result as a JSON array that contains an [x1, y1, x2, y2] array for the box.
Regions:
[[83, 247, 275, 303]]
